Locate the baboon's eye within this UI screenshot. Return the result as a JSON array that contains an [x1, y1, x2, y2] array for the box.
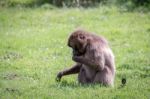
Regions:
[[80, 35, 85, 39]]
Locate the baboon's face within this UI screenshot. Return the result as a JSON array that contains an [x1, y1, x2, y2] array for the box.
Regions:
[[68, 31, 88, 56]]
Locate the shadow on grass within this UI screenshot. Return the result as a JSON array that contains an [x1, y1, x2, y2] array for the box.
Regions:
[[0, 0, 100, 8], [50, 80, 107, 89]]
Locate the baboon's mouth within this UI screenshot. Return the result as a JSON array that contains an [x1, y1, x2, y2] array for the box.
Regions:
[[78, 49, 86, 56]]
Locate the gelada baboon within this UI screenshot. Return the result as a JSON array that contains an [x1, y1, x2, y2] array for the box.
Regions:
[[56, 29, 115, 86]]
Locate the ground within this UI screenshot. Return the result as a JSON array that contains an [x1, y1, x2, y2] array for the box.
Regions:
[[0, 6, 150, 99]]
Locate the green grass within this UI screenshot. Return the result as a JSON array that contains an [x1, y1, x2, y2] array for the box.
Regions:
[[0, 6, 150, 99]]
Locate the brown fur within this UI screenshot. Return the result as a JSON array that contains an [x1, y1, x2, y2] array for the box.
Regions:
[[56, 29, 115, 86]]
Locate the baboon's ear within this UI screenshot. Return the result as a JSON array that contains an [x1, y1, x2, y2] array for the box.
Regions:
[[67, 42, 70, 47], [67, 38, 70, 47]]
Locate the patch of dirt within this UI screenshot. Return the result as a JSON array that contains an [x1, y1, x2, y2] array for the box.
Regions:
[[5, 88, 21, 95], [3, 73, 19, 80], [0, 51, 23, 61]]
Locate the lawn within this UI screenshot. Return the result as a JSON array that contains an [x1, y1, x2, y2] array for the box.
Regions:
[[0, 6, 150, 99]]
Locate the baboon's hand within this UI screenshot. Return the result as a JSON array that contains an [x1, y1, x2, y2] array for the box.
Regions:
[[56, 72, 63, 82], [72, 55, 84, 63]]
